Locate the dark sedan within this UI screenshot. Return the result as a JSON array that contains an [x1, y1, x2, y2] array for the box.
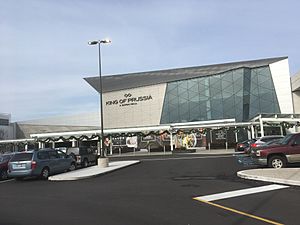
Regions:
[[235, 139, 257, 153], [0, 152, 14, 180]]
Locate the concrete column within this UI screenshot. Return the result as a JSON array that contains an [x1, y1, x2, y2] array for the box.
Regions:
[[259, 117, 264, 137], [247, 126, 251, 139], [109, 136, 113, 155], [72, 140, 77, 147], [170, 132, 173, 151], [280, 125, 284, 135], [235, 126, 238, 142], [225, 129, 228, 150], [251, 125, 255, 139], [97, 141, 101, 156]]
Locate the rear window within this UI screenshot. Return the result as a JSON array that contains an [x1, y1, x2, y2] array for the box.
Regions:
[[10, 153, 33, 162], [260, 136, 282, 142], [0, 155, 12, 162], [67, 148, 79, 155]]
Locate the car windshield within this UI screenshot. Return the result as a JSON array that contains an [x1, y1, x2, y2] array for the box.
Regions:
[[280, 134, 293, 145], [10, 153, 33, 162]]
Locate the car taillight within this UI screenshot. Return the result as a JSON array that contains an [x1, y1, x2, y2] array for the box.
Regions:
[[31, 161, 37, 170], [251, 143, 257, 148]]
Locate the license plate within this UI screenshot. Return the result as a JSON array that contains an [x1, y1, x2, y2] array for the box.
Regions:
[[12, 164, 25, 169]]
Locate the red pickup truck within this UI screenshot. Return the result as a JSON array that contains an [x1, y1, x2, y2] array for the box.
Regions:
[[251, 133, 300, 168]]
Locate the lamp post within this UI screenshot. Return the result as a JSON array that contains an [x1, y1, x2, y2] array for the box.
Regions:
[[88, 39, 111, 167]]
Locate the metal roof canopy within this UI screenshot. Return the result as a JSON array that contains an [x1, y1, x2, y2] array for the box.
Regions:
[[84, 57, 287, 94], [27, 118, 260, 140], [250, 113, 300, 123], [0, 138, 35, 144]]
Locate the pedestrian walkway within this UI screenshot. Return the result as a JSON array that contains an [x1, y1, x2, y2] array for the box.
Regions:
[[237, 168, 300, 186], [109, 148, 236, 157], [49, 160, 140, 181]]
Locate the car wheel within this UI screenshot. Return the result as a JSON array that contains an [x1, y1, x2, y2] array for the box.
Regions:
[[41, 167, 50, 180], [83, 158, 88, 168], [268, 155, 286, 169], [0, 170, 8, 180], [69, 162, 76, 171]]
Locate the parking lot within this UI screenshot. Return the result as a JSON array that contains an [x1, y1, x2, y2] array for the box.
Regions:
[[1, 154, 300, 225]]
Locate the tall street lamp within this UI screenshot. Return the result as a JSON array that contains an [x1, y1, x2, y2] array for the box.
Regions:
[[88, 38, 111, 167]]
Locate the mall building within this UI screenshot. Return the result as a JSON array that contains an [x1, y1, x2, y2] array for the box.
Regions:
[[1, 56, 300, 152]]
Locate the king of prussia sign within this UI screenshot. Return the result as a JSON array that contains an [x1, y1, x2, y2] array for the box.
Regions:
[[106, 93, 153, 107]]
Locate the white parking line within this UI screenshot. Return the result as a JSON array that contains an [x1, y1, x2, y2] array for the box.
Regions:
[[142, 155, 233, 161], [194, 184, 289, 202], [0, 179, 14, 184]]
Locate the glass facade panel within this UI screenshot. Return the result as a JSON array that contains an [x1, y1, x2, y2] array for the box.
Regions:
[[160, 66, 281, 124]]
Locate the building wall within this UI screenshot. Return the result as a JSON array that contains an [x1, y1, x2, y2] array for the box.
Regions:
[[103, 83, 166, 128], [292, 92, 300, 113], [269, 59, 294, 113], [0, 113, 14, 140], [291, 71, 300, 113], [18, 112, 100, 127]]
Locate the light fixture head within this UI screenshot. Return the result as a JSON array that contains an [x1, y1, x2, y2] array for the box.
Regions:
[[88, 40, 99, 45], [100, 39, 112, 44]]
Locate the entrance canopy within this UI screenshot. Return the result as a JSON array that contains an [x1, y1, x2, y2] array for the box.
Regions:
[[250, 113, 300, 137], [26, 118, 259, 141]]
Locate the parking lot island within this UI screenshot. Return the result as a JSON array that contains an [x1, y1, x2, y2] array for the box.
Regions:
[[48, 160, 140, 181], [237, 168, 300, 186]]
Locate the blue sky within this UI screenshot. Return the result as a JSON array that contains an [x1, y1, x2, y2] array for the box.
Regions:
[[1, 0, 299, 122]]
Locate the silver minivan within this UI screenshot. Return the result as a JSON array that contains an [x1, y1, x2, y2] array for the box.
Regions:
[[8, 149, 76, 180]]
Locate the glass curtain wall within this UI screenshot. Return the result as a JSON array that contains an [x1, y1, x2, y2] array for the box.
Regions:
[[160, 66, 280, 124]]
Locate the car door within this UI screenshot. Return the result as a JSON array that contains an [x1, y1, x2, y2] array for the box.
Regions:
[[36, 151, 50, 174], [287, 135, 300, 163], [56, 150, 70, 172], [48, 150, 61, 173]]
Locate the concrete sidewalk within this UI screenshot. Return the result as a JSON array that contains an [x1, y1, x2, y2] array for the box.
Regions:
[[110, 148, 236, 157], [237, 168, 300, 186], [49, 160, 140, 181]]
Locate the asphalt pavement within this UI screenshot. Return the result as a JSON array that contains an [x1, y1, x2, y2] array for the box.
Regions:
[[49, 149, 300, 187], [1, 153, 299, 225]]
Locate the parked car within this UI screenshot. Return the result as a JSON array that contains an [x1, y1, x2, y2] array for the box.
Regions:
[[251, 135, 284, 147], [0, 152, 14, 180], [66, 147, 97, 168], [235, 139, 257, 153], [260, 138, 284, 147], [251, 133, 300, 168], [249, 135, 284, 153], [8, 148, 76, 180]]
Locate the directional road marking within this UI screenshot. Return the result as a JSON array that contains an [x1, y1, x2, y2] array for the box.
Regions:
[[194, 184, 289, 202], [193, 184, 289, 225]]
